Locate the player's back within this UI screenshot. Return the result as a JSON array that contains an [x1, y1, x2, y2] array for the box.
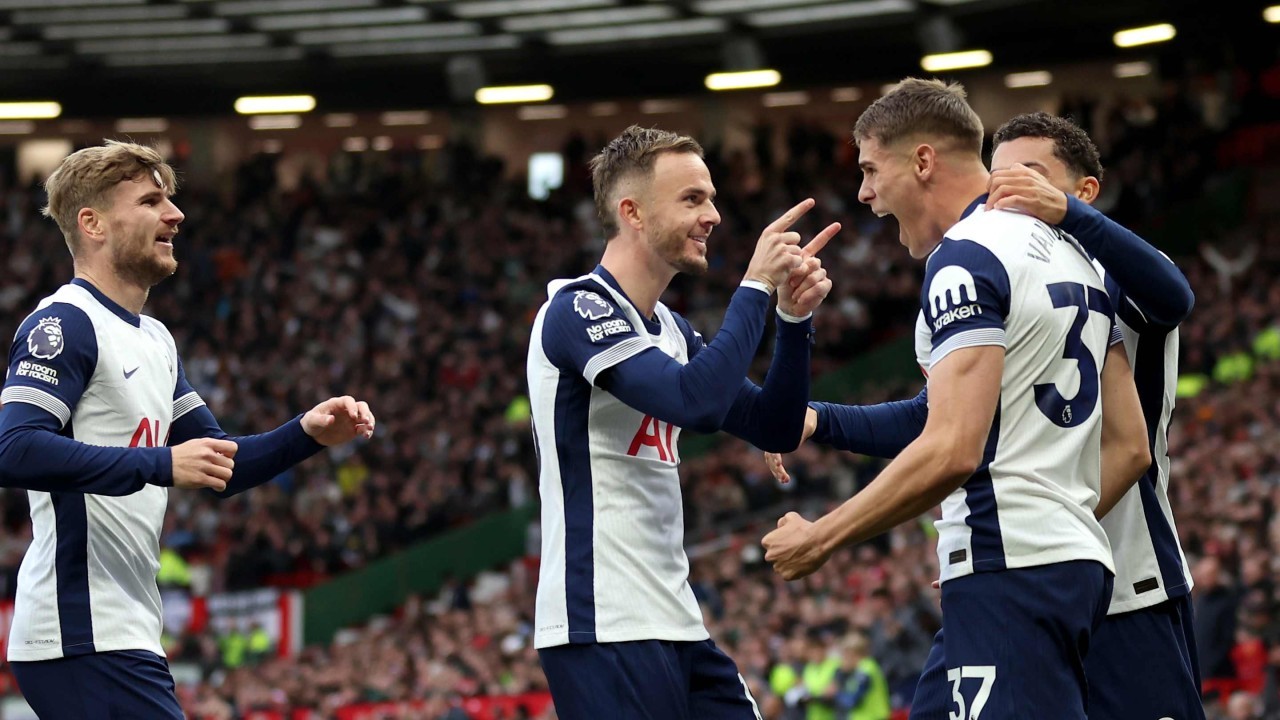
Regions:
[[527, 271, 709, 650], [1095, 267, 1191, 613], [921, 205, 1114, 584], [3, 280, 177, 660]]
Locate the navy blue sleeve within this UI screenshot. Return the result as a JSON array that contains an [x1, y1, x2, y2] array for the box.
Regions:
[[169, 358, 323, 499], [1060, 195, 1194, 329], [0, 304, 170, 495], [0, 402, 170, 495], [718, 314, 813, 453], [921, 239, 1011, 368], [811, 387, 928, 458], [577, 286, 772, 433]]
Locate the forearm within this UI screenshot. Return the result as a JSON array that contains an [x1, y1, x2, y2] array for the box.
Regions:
[[1095, 449, 1149, 519], [810, 388, 928, 459], [811, 434, 967, 553], [215, 417, 324, 498], [0, 424, 170, 495], [1060, 196, 1193, 326], [603, 286, 770, 431], [720, 315, 812, 452]]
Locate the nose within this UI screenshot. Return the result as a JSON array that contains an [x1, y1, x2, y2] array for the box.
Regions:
[[163, 200, 185, 225], [857, 178, 875, 205], [703, 203, 721, 228]]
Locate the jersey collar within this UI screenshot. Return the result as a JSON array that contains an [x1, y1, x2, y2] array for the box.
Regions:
[[594, 265, 662, 335], [71, 278, 142, 327], [961, 194, 989, 221]]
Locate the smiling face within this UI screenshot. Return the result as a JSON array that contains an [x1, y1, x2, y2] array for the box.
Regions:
[[100, 173, 184, 288], [640, 151, 720, 276]]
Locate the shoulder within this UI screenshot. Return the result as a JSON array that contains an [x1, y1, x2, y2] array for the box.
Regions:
[[12, 300, 97, 359], [547, 277, 620, 318]]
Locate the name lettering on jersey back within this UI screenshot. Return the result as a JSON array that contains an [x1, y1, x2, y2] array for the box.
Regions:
[[586, 318, 632, 343], [928, 265, 982, 331], [627, 414, 676, 462], [1026, 225, 1059, 264], [129, 418, 166, 448], [14, 360, 58, 386]]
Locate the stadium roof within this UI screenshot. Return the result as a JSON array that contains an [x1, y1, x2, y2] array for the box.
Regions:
[[0, 0, 1271, 117]]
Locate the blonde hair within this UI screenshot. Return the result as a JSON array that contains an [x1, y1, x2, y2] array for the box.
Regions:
[[853, 78, 984, 156], [42, 140, 178, 254], [589, 125, 704, 241]]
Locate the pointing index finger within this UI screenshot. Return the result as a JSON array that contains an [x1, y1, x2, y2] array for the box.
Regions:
[[765, 198, 816, 234], [803, 222, 841, 258]]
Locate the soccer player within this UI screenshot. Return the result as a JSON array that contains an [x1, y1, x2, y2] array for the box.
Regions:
[[0, 140, 376, 718], [761, 80, 1139, 719], [987, 112, 1203, 720], [528, 125, 838, 720]]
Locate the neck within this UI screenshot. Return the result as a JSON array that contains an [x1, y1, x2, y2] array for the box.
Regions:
[[921, 158, 991, 255], [598, 234, 674, 318], [74, 263, 148, 315]]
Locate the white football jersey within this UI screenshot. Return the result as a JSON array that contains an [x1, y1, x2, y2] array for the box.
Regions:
[[1094, 264, 1192, 614], [918, 203, 1115, 584], [1, 280, 204, 661], [528, 268, 708, 649]]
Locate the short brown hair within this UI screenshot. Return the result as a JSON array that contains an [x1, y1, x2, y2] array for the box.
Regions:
[[993, 112, 1104, 182], [853, 77, 983, 156], [42, 140, 178, 254], [589, 125, 704, 241]]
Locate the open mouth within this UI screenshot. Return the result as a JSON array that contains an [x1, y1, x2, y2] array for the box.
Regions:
[[156, 233, 175, 246]]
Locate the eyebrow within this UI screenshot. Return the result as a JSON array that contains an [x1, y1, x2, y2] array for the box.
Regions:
[[680, 186, 715, 200]]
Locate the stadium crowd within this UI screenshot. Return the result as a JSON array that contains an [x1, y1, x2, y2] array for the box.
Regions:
[[0, 60, 1277, 718]]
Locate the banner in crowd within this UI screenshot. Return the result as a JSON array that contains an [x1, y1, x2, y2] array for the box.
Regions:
[[192, 588, 304, 658]]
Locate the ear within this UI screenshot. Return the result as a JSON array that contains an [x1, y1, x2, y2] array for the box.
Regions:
[[1075, 176, 1101, 204], [913, 143, 937, 182], [77, 207, 106, 245], [618, 196, 644, 233]]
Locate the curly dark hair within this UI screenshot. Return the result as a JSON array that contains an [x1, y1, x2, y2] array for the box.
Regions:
[[992, 112, 1104, 182]]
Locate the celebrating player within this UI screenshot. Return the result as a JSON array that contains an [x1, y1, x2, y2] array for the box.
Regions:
[[0, 140, 375, 718], [528, 125, 837, 720], [987, 112, 1202, 720], [761, 80, 1143, 719]]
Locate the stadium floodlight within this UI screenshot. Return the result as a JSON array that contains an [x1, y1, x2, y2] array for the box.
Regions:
[[324, 113, 357, 127], [235, 95, 316, 114], [1265, 5, 1279, 23], [1113, 23, 1175, 48], [920, 49, 991, 72], [0, 101, 61, 119], [744, 0, 912, 27], [705, 69, 781, 91], [475, 84, 553, 104], [1004, 70, 1052, 88]]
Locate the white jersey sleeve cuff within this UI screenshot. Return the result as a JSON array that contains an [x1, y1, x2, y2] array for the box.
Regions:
[[930, 328, 1007, 368], [776, 308, 812, 323], [739, 280, 772, 296], [583, 336, 650, 386], [1, 386, 71, 428], [172, 391, 207, 420]]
